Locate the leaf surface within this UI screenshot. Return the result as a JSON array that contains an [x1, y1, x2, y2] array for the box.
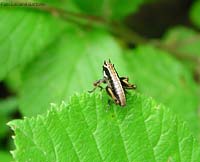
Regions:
[[9, 93, 200, 162], [124, 45, 199, 136], [0, 151, 12, 162], [163, 26, 200, 57], [163, 26, 200, 80], [0, 8, 67, 80], [19, 29, 123, 116], [19, 40, 199, 138], [0, 0, 150, 80]]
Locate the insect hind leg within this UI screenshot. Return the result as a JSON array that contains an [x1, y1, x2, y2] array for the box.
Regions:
[[106, 86, 119, 105]]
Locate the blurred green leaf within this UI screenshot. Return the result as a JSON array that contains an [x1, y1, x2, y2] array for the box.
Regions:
[[190, 0, 200, 28], [0, 97, 18, 114], [0, 8, 67, 80], [5, 67, 23, 93], [124, 45, 199, 136], [0, 0, 150, 81], [163, 26, 200, 57], [73, 0, 148, 19], [9, 93, 200, 162], [19, 28, 124, 116], [40, 0, 79, 11], [163, 26, 200, 74], [0, 113, 8, 138], [0, 151, 12, 162], [0, 97, 18, 137]]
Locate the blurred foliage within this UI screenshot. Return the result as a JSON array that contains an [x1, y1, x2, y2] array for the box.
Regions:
[[72, 0, 150, 19], [125, 46, 199, 135], [0, 151, 12, 162], [19, 28, 123, 116], [0, 97, 18, 137], [163, 26, 200, 85], [0, 98, 18, 161], [163, 26, 200, 57], [190, 0, 200, 28], [0, 8, 67, 80], [0, 0, 200, 161]]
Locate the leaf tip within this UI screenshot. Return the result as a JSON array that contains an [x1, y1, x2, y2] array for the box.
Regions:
[[10, 150, 16, 159], [50, 102, 57, 109], [7, 120, 18, 131], [60, 100, 67, 108]]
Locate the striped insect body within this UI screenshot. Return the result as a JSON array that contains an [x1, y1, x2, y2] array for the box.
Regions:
[[89, 60, 136, 107]]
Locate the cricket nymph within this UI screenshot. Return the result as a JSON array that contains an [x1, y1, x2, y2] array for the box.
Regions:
[[89, 60, 136, 107]]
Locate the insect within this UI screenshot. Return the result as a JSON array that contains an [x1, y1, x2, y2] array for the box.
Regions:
[[89, 60, 136, 107]]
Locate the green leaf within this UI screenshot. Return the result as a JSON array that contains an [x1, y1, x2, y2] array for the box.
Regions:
[[19, 37, 199, 138], [163, 26, 200, 73], [0, 0, 151, 80], [73, 0, 147, 19], [0, 0, 151, 81], [41, 0, 79, 11], [19, 28, 123, 116], [0, 151, 12, 162], [0, 97, 18, 115], [124, 45, 199, 136], [190, 0, 200, 28], [163, 26, 200, 57], [5, 67, 23, 93], [0, 8, 67, 80], [0, 97, 18, 137], [9, 93, 200, 162]]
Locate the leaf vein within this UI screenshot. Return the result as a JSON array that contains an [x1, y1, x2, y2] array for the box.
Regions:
[[80, 103, 104, 161], [54, 109, 81, 162], [17, 127, 47, 160], [41, 118, 58, 162], [175, 120, 182, 162], [114, 109, 130, 162], [141, 105, 157, 161], [153, 109, 164, 149]]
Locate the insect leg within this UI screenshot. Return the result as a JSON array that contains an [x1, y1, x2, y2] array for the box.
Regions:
[[120, 77, 137, 90], [106, 86, 120, 105], [88, 78, 107, 93]]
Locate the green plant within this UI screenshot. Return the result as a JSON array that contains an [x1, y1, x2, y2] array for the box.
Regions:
[[8, 93, 200, 161], [0, 0, 200, 161]]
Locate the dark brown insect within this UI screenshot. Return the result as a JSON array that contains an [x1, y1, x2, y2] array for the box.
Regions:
[[89, 60, 136, 106]]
